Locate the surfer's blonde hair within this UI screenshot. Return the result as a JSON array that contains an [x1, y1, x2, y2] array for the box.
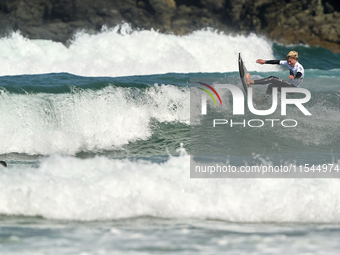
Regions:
[[286, 51, 298, 60]]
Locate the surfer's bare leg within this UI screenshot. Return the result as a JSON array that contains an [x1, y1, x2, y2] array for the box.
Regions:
[[246, 73, 254, 85]]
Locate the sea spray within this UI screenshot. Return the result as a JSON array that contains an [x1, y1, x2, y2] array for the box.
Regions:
[[1, 154, 340, 222]]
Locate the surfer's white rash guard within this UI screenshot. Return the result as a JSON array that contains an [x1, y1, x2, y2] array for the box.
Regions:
[[264, 60, 304, 87], [252, 59, 305, 94]]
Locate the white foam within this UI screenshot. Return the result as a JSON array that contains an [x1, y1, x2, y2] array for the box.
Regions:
[[0, 85, 189, 155], [1, 154, 340, 223], [0, 24, 279, 77]]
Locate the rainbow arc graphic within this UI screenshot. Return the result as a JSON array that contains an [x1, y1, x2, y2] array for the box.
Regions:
[[198, 82, 222, 106]]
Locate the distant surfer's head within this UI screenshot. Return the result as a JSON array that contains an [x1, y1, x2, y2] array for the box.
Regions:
[[286, 51, 298, 67], [0, 161, 7, 167]]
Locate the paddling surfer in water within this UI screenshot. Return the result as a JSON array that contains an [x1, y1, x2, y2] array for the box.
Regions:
[[246, 51, 304, 94]]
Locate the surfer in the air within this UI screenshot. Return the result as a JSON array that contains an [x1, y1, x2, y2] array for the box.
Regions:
[[246, 51, 304, 94]]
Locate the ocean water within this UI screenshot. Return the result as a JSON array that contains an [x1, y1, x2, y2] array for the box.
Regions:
[[1, 24, 340, 254]]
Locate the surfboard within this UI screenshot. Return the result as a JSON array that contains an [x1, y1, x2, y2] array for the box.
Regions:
[[238, 53, 250, 94]]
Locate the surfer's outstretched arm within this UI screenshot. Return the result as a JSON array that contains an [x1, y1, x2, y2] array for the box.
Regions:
[[256, 59, 265, 64], [256, 59, 280, 65]]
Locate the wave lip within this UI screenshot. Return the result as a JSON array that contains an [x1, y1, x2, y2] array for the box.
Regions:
[[0, 24, 278, 76], [0, 84, 189, 155]]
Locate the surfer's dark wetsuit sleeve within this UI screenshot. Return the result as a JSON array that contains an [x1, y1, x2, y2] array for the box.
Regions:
[[295, 72, 303, 78], [290, 69, 303, 78], [264, 60, 280, 64]]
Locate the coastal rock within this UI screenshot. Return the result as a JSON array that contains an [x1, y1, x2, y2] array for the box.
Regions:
[[0, 0, 339, 52]]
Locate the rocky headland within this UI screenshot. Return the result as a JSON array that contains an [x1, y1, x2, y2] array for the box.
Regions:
[[0, 0, 339, 52]]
